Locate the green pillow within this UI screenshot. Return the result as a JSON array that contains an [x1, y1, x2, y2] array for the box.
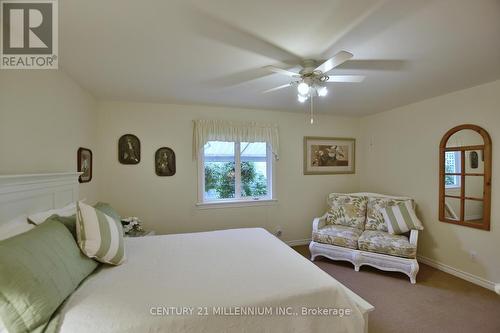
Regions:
[[77, 202, 125, 266], [380, 201, 424, 235], [0, 220, 98, 333], [94, 202, 121, 224], [47, 214, 77, 239]]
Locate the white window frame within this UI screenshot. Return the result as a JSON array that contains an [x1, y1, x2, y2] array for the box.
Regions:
[[445, 151, 461, 189], [197, 141, 276, 208]]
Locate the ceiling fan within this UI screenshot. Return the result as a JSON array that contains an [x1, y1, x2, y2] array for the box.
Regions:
[[262, 51, 365, 123], [263, 51, 364, 97], [189, 8, 400, 123]]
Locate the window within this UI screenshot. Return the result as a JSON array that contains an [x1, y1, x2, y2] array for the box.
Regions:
[[444, 151, 461, 188], [199, 141, 273, 203]]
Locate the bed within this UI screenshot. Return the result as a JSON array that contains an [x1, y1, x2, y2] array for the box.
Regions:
[[0, 173, 373, 333]]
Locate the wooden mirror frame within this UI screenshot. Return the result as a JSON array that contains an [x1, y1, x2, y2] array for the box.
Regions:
[[439, 124, 492, 230]]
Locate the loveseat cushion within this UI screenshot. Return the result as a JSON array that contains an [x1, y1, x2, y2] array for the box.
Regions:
[[365, 197, 414, 232], [312, 224, 363, 249], [358, 230, 416, 259], [326, 194, 368, 230]]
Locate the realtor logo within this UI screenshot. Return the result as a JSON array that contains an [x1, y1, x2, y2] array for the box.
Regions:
[[1, 0, 58, 69]]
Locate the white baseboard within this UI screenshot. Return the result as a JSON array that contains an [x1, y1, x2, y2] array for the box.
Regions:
[[285, 238, 311, 247], [418, 255, 499, 293]]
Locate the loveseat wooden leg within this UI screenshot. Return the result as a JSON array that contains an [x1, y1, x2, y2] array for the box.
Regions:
[[409, 261, 419, 284]]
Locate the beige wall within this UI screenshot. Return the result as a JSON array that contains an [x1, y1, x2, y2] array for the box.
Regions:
[[358, 79, 500, 283], [96, 101, 360, 241], [0, 71, 98, 201], [2, 69, 498, 285]]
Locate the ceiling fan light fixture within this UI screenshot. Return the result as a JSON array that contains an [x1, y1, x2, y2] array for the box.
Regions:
[[297, 82, 309, 95], [317, 86, 328, 97], [261, 51, 364, 125]]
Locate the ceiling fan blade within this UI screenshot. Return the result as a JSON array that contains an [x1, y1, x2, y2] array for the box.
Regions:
[[262, 84, 291, 94], [315, 51, 353, 74], [204, 67, 274, 88], [264, 66, 300, 77], [335, 59, 408, 71], [326, 75, 365, 83], [190, 8, 301, 63]]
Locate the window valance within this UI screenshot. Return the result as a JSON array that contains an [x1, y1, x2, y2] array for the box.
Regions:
[[193, 119, 279, 159]]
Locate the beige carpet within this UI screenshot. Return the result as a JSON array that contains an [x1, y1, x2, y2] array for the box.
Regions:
[[293, 245, 500, 333]]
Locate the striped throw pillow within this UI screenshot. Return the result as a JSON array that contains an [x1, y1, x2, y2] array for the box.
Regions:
[[379, 201, 424, 235], [76, 202, 125, 265]]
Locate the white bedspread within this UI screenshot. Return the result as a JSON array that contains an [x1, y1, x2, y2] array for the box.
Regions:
[[56, 228, 365, 333]]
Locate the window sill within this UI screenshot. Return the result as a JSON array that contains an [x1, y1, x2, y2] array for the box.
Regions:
[[196, 199, 278, 209]]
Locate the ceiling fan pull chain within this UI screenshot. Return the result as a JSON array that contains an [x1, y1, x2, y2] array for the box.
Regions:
[[310, 95, 314, 125]]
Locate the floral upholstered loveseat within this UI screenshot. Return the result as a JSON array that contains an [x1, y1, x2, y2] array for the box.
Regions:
[[309, 193, 422, 283]]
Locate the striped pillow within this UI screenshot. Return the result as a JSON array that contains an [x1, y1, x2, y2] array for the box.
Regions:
[[76, 202, 125, 265], [379, 201, 424, 235]]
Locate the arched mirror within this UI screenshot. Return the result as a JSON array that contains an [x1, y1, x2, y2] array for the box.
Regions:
[[439, 125, 492, 230]]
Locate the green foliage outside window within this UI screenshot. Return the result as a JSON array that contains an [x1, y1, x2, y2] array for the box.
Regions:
[[205, 162, 267, 199]]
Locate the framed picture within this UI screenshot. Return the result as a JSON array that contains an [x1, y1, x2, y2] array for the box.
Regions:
[[470, 151, 479, 169], [155, 147, 176, 176], [303, 137, 355, 175], [77, 148, 92, 183], [118, 134, 141, 164]]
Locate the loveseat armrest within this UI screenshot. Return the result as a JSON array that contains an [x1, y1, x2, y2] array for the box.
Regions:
[[409, 229, 419, 246], [312, 214, 328, 233]]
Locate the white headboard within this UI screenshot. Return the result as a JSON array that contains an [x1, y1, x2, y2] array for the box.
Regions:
[[0, 173, 81, 223]]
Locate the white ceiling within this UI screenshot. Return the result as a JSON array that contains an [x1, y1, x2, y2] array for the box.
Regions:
[[60, 0, 500, 116]]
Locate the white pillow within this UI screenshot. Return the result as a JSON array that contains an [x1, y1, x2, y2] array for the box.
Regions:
[[27, 202, 76, 225], [0, 215, 34, 241]]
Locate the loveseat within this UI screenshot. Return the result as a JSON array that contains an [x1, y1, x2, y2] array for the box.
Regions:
[[309, 193, 422, 283]]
